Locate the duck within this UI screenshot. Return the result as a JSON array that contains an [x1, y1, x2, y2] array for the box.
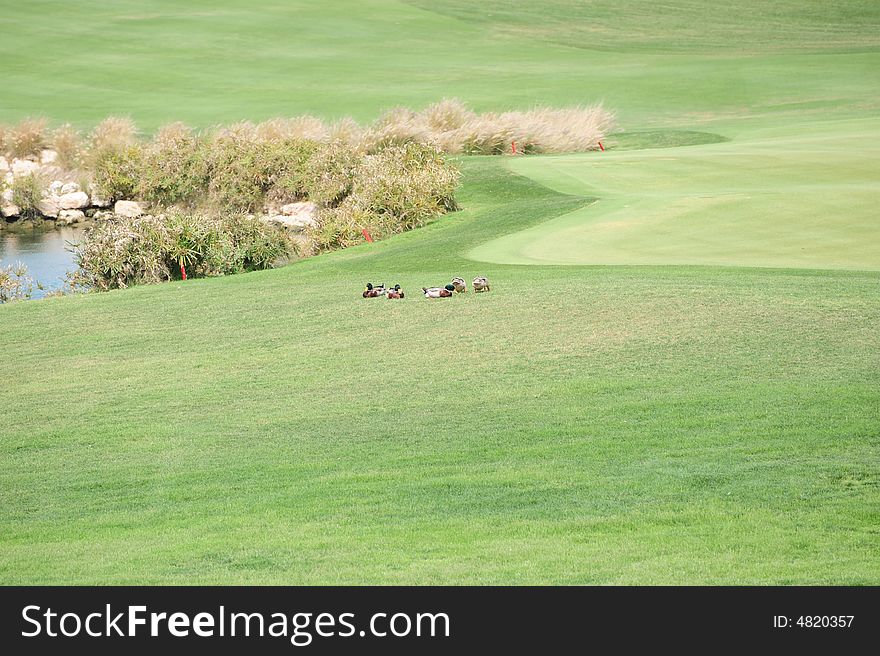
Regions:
[[472, 276, 490, 293], [363, 282, 386, 298], [422, 284, 455, 298], [451, 277, 467, 293], [386, 284, 405, 299]]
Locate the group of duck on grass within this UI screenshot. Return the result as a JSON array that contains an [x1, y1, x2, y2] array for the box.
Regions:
[[363, 276, 490, 299]]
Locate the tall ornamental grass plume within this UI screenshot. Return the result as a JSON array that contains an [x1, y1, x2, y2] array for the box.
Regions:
[[422, 98, 476, 133], [138, 122, 208, 206], [6, 117, 48, 159], [70, 212, 292, 291], [307, 142, 459, 253], [362, 99, 615, 155], [51, 124, 85, 169], [284, 115, 329, 141], [88, 116, 138, 164], [365, 107, 430, 151], [0, 262, 37, 303], [0, 124, 9, 156], [327, 117, 365, 149]]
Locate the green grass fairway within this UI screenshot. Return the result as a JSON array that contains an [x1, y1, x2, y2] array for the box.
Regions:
[[1, 1, 879, 130], [1, 1, 879, 584], [472, 117, 880, 269], [2, 159, 878, 584]]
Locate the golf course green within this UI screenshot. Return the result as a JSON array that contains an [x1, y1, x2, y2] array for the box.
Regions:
[[1, 1, 878, 584]]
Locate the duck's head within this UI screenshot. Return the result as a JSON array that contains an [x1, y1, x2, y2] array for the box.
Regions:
[[365, 283, 373, 291], [444, 284, 455, 292]]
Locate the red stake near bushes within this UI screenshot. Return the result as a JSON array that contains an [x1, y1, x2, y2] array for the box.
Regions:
[[511, 141, 517, 155], [361, 228, 374, 243], [598, 141, 605, 151], [180, 263, 187, 280]]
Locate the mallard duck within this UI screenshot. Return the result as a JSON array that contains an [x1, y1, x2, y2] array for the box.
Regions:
[[472, 276, 490, 292], [386, 284, 405, 299], [422, 284, 455, 298], [451, 277, 467, 293], [363, 282, 386, 298]]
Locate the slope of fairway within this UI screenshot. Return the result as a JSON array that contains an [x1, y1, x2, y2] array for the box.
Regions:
[[2, 1, 878, 130], [471, 117, 880, 269], [1, 159, 879, 584]]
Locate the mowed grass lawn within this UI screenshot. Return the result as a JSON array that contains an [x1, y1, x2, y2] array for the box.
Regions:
[[1, 1, 879, 583], [473, 117, 880, 270], [1, 160, 878, 584]]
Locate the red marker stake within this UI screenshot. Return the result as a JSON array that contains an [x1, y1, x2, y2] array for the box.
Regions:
[[361, 228, 374, 243], [598, 141, 605, 152], [511, 141, 517, 155], [180, 263, 187, 280]]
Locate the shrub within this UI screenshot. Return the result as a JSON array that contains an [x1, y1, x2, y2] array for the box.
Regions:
[[10, 173, 45, 218], [70, 212, 291, 291], [138, 122, 208, 206], [307, 199, 376, 253], [205, 126, 275, 211], [352, 142, 458, 224], [265, 138, 320, 204], [302, 141, 361, 206], [52, 124, 85, 169], [307, 142, 459, 252], [211, 214, 292, 272], [0, 262, 37, 302], [208, 124, 318, 212], [6, 117, 47, 159], [90, 145, 143, 202]]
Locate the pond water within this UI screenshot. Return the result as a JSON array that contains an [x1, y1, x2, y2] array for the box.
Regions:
[[0, 226, 83, 298]]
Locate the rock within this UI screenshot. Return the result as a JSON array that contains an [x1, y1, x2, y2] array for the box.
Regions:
[[5, 172, 15, 186], [1, 204, 20, 218], [1, 188, 12, 204], [92, 210, 114, 220], [90, 193, 111, 208], [281, 201, 317, 217], [11, 159, 40, 177], [269, 201, 318, 231], [0, 156, 9, 172], [36, 197, 60, 218], [57, 209, 85, 225], [49, 180, 65, 195], [41, 165, 64, 180], [113, 200, 145, 218], [40, 149, 58, 165], [60, 181, 80, 195], [58, 191, 89, 209]]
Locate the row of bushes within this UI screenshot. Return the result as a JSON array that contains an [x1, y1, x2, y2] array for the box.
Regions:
[[0, 99, 614, 164], [69, 212, 292, 291]]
